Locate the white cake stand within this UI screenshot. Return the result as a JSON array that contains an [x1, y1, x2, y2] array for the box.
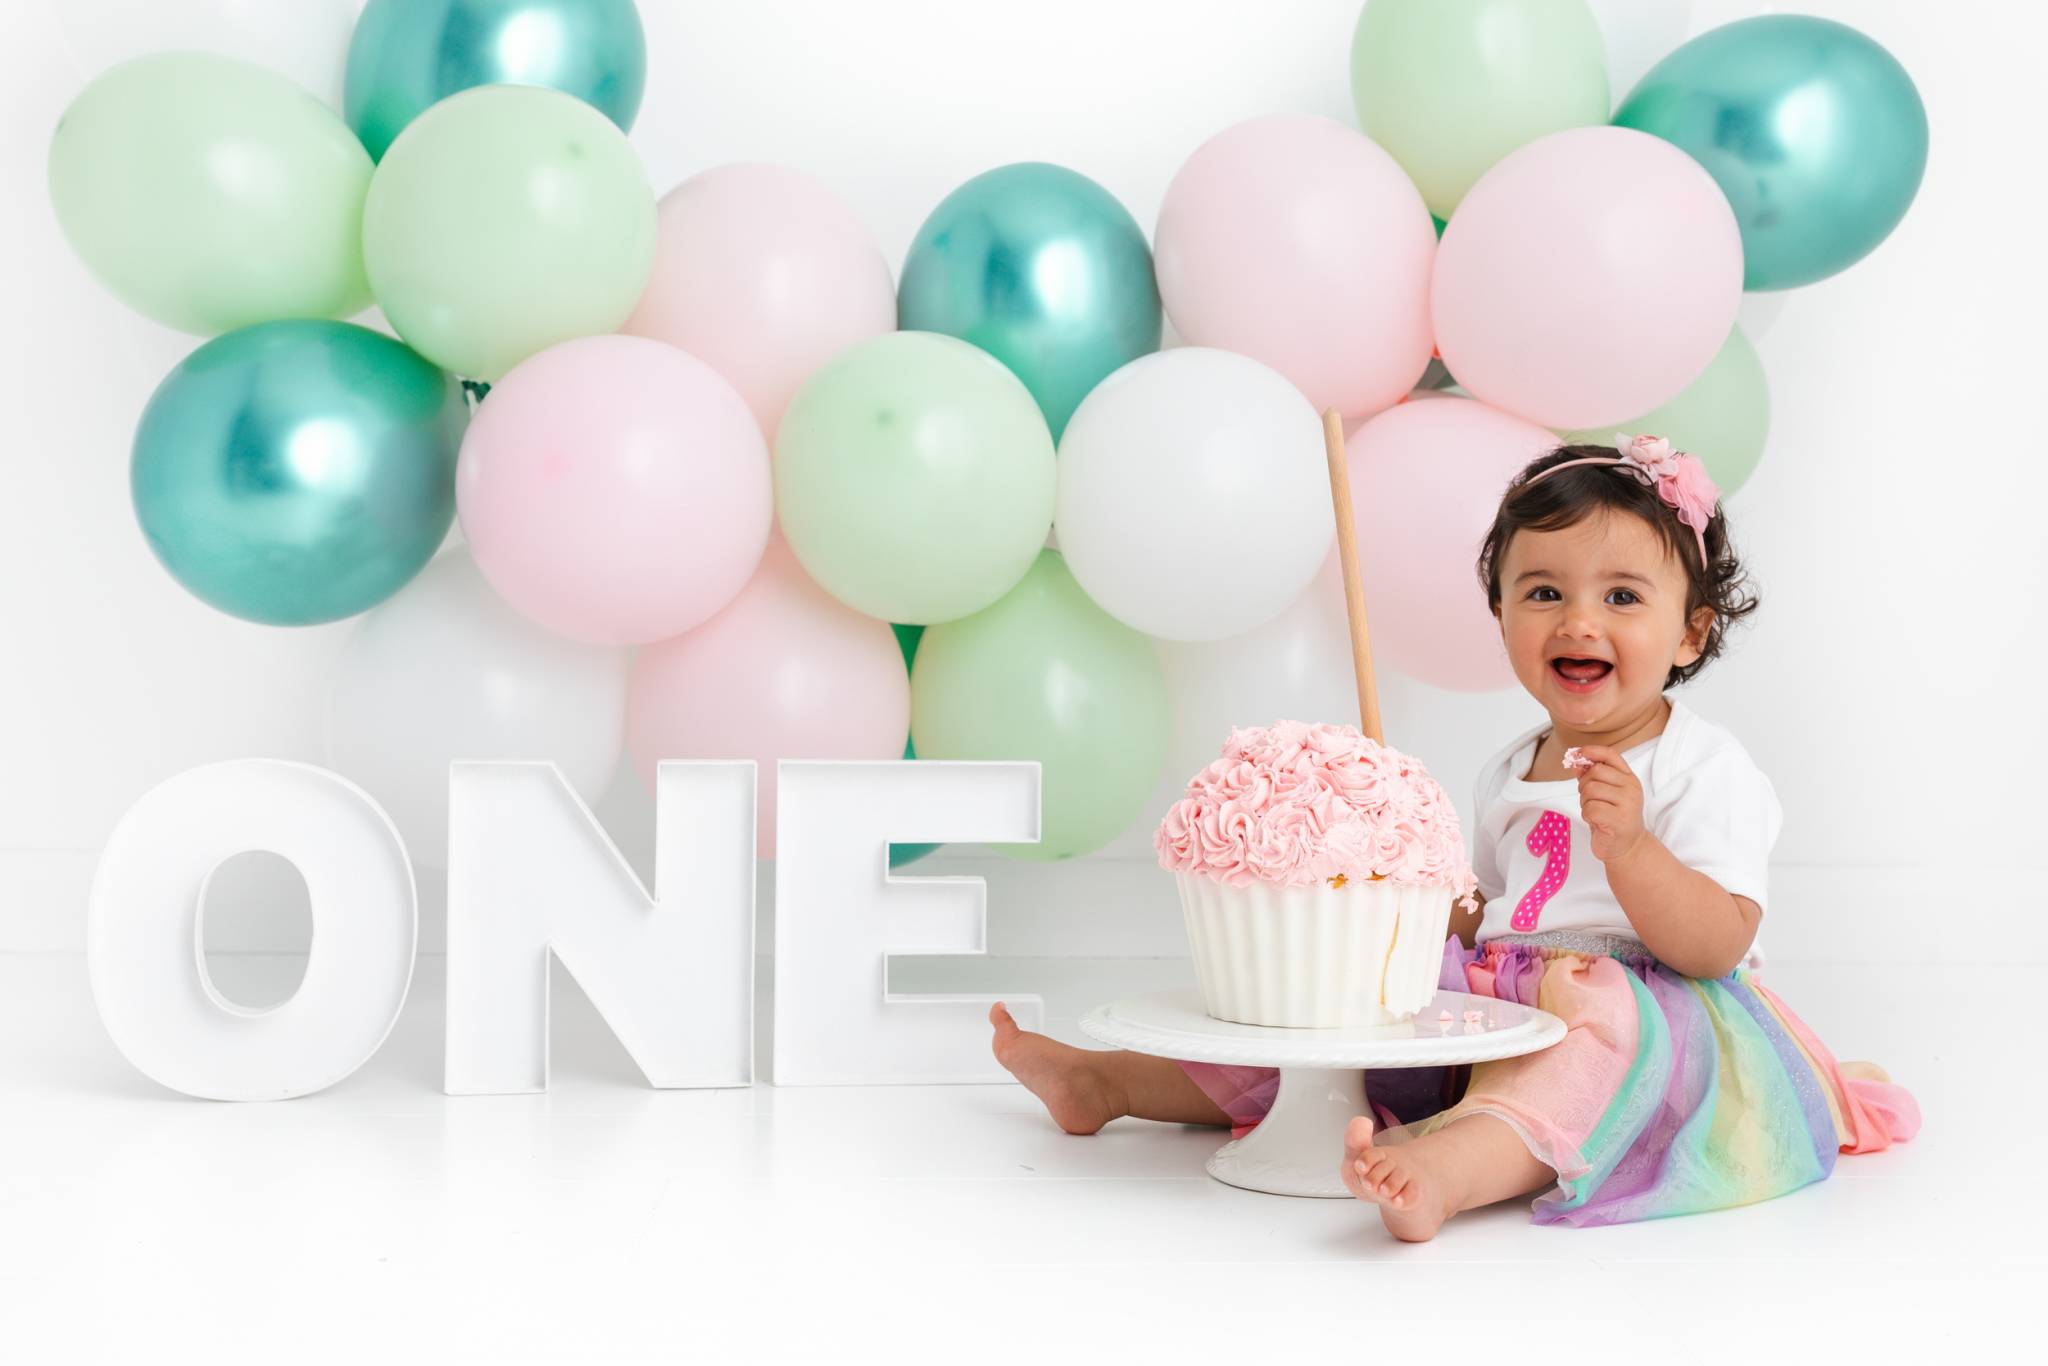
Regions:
[[1079, 988, 1567, 1198]]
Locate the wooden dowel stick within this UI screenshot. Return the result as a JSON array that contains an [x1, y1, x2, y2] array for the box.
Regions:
[[1321, 408, 1384, 745]]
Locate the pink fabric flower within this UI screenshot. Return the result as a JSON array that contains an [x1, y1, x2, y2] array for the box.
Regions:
[[1615, 430, 1719, 555], [1154, 720, 1477, 898], [1656, 452, 1719, 542], [1617, 432, 1678, 478]]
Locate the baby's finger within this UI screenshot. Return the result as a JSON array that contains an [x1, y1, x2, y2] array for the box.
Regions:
[[1575, 765, 1634, 792], [1573, 745, 1636, 778], [1581, 798, 1622, 829], [1577, 775, 1633, 802]]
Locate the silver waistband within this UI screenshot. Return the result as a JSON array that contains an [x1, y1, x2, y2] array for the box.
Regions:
[[1482, 929, 1651, 958]]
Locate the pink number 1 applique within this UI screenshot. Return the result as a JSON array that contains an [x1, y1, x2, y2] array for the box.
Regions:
[[1511, 809, 1572, 932]]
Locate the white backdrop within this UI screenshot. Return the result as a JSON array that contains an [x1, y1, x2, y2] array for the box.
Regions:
[[2, 0, 2038, 963]]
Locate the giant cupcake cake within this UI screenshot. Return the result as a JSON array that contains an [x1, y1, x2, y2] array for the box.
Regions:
[[1155, 720, 1476, 1028]]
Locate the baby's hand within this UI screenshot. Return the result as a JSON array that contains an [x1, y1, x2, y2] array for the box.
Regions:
[[1572, 745, 1647, 863]]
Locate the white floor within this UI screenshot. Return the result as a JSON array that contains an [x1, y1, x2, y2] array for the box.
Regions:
[[1, 951, 2035, 1364]]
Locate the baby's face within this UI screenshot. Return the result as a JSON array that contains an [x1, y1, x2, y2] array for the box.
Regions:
[[1496, 511, 1708, 732]]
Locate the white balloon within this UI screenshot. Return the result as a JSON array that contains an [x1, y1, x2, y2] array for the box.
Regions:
[[323, 551, 629, 871], [1055, 348, 1332, 642], [1737, 289, 1793, 343], [1586, 0, 1694, 105], [46, 0, 360, 106], [1097, 557, 1361, 859]]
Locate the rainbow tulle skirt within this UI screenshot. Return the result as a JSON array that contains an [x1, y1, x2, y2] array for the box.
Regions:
[[1176, 930, 1920, 1228]]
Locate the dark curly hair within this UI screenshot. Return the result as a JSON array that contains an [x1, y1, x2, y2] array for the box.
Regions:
[[1475, 445, 1759, 689]]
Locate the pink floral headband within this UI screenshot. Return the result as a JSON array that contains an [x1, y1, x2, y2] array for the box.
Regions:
[[1524, 433, 1720, 565]]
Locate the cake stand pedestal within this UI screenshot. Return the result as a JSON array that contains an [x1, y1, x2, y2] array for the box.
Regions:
[[1079, 988, 1566, 1198]]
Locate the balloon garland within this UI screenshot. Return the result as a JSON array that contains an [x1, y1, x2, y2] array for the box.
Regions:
[[48, 0, 1928, 863]]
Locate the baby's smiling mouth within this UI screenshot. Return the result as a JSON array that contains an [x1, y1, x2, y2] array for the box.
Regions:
[[1551, 656, 1613, 686]]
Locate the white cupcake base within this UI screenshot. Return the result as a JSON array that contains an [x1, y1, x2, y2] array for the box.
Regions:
[[1176, 871, 1455, 1028]]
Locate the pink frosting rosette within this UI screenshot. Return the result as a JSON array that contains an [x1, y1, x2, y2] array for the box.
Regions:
[[1155, 720, 1476, 903]]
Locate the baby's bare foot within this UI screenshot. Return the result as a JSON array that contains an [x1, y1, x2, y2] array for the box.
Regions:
[[989, 1002, 1126, 1135], [1341, 1114, 1451, 1242]]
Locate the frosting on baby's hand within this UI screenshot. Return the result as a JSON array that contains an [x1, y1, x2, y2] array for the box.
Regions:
[[1563, 746, 1593, 772]]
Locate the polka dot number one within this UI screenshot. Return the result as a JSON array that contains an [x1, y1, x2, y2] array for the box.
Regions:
[[1512, 809, 1572, 932]]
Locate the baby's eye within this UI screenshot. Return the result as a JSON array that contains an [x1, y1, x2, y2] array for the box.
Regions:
[[1526, 586, 1560, 602], [1605, 588, 1640, 606]]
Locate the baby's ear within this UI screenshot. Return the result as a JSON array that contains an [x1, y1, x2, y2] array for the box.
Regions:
[[1676, 605, 1715, 666]]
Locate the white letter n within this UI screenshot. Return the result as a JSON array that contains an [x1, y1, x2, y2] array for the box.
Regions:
[[444, 761, 755, 1095]]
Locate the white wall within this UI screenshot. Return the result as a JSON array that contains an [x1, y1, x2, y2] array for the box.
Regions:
[[3, 0, 2038, 962]]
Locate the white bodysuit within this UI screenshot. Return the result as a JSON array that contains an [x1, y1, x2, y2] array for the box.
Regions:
[[1470, 696, 1780, 971]]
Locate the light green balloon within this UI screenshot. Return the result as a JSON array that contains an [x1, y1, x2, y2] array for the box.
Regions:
[[1561, 326, 1771, 497], [911, 552, 1167, 862], [361, 84, 654, 380], [775, 332, 1057, 625], [48, 52, 373, 334], [1350, 0, 1609, 218]]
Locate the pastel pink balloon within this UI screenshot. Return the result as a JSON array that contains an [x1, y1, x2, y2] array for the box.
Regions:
[[1347, 397, 1560, 692], [456, 334, 773, 645], [621, 163, 897, 444], [1155, 114, 1437, 417], [625, 542, 910, 858], [1432, 126, 1743, 431]]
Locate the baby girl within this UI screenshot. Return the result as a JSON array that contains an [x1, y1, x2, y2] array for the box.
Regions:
[[990, 434, 1920, 1241]]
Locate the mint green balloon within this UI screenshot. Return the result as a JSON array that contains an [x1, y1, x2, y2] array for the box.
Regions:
[[1350, 0, 1608, 218], [889, 623, 939, 869], [48, 53, 373, 334], [911, 552, 1166, 862], [1561, 326, 1770, 497], [776, 332, 1056, 625], [361, 84, 654, 379]]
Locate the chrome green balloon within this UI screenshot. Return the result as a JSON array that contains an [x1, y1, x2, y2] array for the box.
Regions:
[[1350, 0, 1608, 218], [345, 0, 647, 161], [1561, 326, 1770, 497], [898, 163, 1160, 442], [362, 84, 655, 379], [911, 552, 1167, 862], [132, 321, 465, 626], [889, 623, 939, 869], [1615, 16, 1928, 291], [48, 52, 373, 335], [775, 332, 1057, 625]]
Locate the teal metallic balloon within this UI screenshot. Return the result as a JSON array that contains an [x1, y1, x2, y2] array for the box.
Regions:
[[132, 320, 465, 626], [889, 622, 938, 869], [1615, 16, 1928, 291], [898, 163, 1161, 442], [345, 0, 647, 160]]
